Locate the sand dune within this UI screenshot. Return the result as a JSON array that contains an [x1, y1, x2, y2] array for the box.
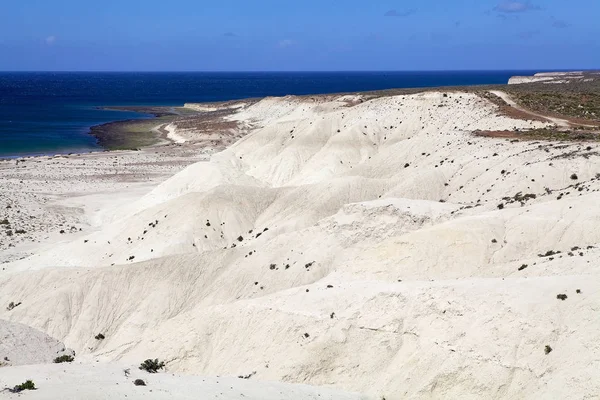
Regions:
[[1, 91, 599, 398]]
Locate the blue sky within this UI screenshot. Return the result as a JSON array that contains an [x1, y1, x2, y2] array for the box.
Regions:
[[0, 0, 598, 71]]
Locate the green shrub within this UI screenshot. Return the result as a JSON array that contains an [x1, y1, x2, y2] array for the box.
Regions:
[[139, 359, 165, 373], [54, 354, 74, 363], [10, 380, 36, 393]]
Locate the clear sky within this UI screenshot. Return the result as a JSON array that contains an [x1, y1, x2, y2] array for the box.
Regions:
[[1, 0, 598, 71]]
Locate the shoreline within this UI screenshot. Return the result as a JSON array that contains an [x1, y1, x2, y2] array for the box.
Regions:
[[0, 106, 185, 160], [3, 68, 600, 161], [2, 75, 600, 161], [88, 105, 190, 151], [0, 81, 509, 160], [0, 98, 250, 263]]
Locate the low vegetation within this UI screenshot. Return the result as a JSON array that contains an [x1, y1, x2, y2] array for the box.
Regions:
[[6, 301, 21, 311], [9, 380, 36, 393], [139, 359, 165, 373], [238, 371, 256, 379], [517, 127, 599, 142], [54, 354, 74, 363], [502, 192, 537, 206], [510, 91, 600, 122], [538, 250, 560, 258], [518, 264, 528, 271]]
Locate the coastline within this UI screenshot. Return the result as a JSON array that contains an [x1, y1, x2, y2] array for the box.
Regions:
[[0, 106, 187, 160], [5, 70, 599, 161], [4, 70, 600, 161], [88, 105, 190, 150], [5, 78, 600, 161], [0, 99, 250, 263], [88, 114, 173, 150]]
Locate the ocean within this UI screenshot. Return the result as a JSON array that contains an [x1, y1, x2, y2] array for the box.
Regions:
[[0, 71, 537, 157]]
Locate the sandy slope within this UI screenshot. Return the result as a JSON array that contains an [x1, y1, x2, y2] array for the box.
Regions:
[[0, 145, 206, 264], [0, 363, 367, 400], [1, 91, 600, 399], [0, 320, 74, 367]]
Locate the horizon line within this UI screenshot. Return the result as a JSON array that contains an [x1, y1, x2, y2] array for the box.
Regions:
[[0, 68, 596, 74]]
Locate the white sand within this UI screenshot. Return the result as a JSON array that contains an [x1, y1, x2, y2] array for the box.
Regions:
[[164, 123, 187, 143], [0, 363, 367, 399], [1, 91, 599, 399], [0, 319, 74, 367]]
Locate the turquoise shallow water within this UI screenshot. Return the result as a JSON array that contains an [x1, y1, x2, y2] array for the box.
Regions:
[[0, 71, 538, 157]]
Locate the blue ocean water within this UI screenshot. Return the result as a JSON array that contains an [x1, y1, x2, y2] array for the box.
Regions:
[[0, 71, 537, 157]]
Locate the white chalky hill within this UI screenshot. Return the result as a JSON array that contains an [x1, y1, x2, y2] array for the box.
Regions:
[[1, 91, 599, 399]]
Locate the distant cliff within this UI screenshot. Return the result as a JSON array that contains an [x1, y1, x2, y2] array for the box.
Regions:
[[509, 71, 597, 85]]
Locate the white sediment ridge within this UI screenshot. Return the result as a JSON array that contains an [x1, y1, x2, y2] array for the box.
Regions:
[[164, 122, 187, 143], [1, 90, 599, 399]]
